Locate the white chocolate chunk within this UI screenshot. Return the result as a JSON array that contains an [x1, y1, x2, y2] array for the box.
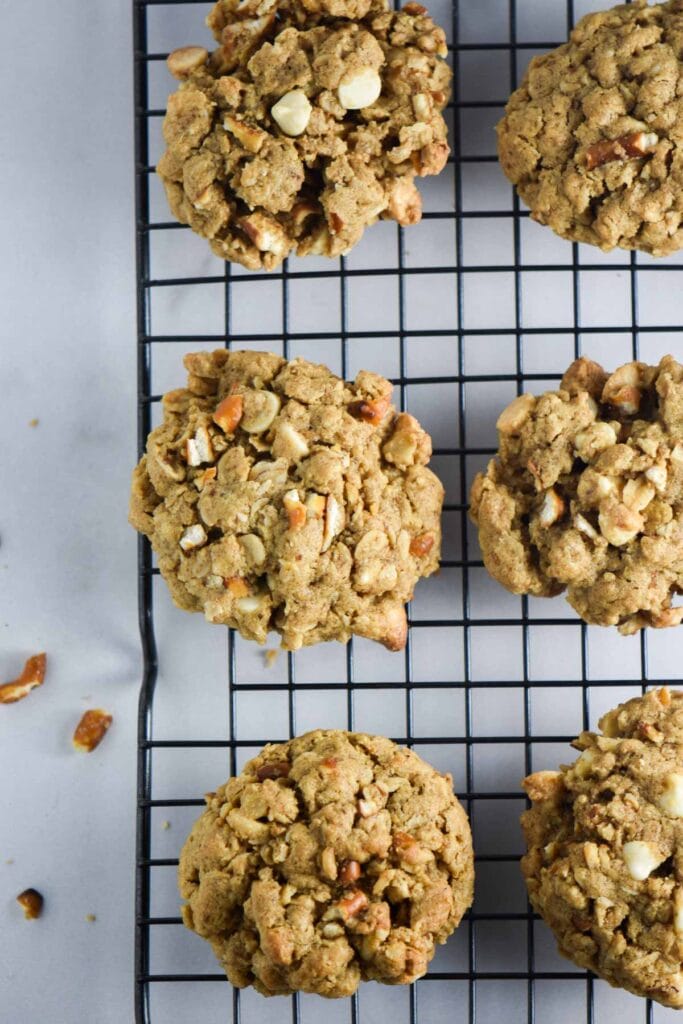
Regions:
[[598, 501, 643, 546], [241, 390, 281, 433], [574, 514, 599, 540], [574, 422, 617, 461], [167, 46, 208, 79], [622, 477, 655, 513], [622, 840, 664, 881], [185, 425, 214, 467], [322, 494, 344, 551], [306, 493, 326, 518], [645, 464, 667, 491], [283, 489, 301, 510], [674, 888, 683, 935], [412, 93, 431, 119], [496, 393, 535, 435], [275, 420, 310, 459], [538, 488, 564, 527], [574, 747, 597, 776], [236, 595, 264, 614], [658, 773, 683, 818], [179, 524, 207, 552], [239, 533, 266, 566], [338, 67, 382, 110], [271, 90, 312, 136]]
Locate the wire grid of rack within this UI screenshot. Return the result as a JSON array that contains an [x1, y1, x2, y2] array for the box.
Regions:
[[133, 1, 683, 1022]]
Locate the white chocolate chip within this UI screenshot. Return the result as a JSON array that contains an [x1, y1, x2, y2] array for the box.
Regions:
[[574, 748, 597, 776], [322, 922, 344, 938], [322, 494, 344, 552], [236, 594, 264, 614], [658, 773, 683, 818], [583, 841, 600, 870], [275, 420, 310, 459], [338, 67, 382, 110], [411, 93, 431, 119], [645, 464, 667, 491], [622, 477, 655, 513], [496, 393, 535, 436], [622, 840, 664, 881], [574, 514, 599, 540], [185, 425, 214, 467], [574, 422, 617, 461], [179, 524, 207, 552], [166, 45, 208, 79], [598, 501, 643, 546], [270, 89, 312, 136], [241, 390, 281, 433], [239, 533, 266, 566], [675, 888, 683, 936], [321, 846, 337, 881], [577, 469, 615, 507], [538, 488, 565, 527], [602, 363, 644, 415], [306, 493, 326, 518]]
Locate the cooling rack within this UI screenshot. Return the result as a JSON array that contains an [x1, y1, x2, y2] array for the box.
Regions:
[[132, 0, 683, 1021]]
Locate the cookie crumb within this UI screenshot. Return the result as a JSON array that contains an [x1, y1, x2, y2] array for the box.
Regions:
[[161, 820, 171, 831], [85, 914, 97, 923], [5, 858, 14, 865], [17, 888, 43, 920], [264, 649, 278, 668], [0, 653, 47, 704], [28, 418, 39, 428], [73, 709, 112, 752]]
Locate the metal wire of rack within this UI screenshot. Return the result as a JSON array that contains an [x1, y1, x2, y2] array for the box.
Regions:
[[133, 1, 683, 1022]]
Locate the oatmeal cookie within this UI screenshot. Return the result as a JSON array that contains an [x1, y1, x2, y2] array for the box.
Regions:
[[522, 687, 683, 1007], [470, 355, 683, 634], [156, 0, 451, 270], [497, 0, 683, 256], [129, 350, 443, 649], [179, 729, 474, 997]]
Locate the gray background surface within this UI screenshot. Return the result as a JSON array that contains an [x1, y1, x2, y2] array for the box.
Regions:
[[3, 0, 683, 1022]]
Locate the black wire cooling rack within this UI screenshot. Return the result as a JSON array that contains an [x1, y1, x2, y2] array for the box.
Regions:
[[133, 1, 683, 1021]]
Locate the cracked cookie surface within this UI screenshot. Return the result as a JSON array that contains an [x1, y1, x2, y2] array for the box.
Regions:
[[497, 0, 683, 256], [129, 349, 443, 649], [178, 729, 474, 997], [157, 0, 451, 270], [522, 687, 683, 1008], [470, 355, 683, 634]]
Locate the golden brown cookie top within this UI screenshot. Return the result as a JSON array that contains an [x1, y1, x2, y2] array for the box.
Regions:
[[497, 0, 683, 256], [522, 687, 683, 1008], [130, 349, 443, 650], [470, 354, 683, 634], [157, 0, 451, 269], [179, 729, 474, 997]]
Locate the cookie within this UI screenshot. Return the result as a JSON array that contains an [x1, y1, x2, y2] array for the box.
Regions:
[[497, 0, 683, 256], [470, 355, 683, 634], [156, 0, 451, 270], [522, 687, 683, 1008], [178, 729, 474, 997], [129, 349, 443, 649]]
